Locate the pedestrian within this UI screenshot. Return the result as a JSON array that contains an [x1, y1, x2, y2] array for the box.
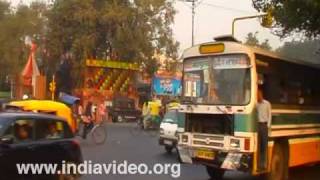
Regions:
[[91, 103, 97, 122], [74, 100, 84, 133], [82, 101, 94, 139], [257, 89, 272, 171], [98, 102, 106, 123]]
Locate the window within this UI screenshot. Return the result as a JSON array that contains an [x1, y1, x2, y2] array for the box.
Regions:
[[163, 111, 178, 123], [0, 118, 9, 136], [256, 54, 320, 107], [2, 119, 35, 143], [63, 122, 74, 138], [183, 54, 251, 105], [36, 120, 67, 140], [36, 120, 74, 140]]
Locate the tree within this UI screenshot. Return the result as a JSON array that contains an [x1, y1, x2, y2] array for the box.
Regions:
[[276, 40, 320, 64], [0, 0, 179, 92], [0, 2, 47, 90], [244, 32, 272, 50], [46, 0, 179, 89], [252, 0, 320, 38]]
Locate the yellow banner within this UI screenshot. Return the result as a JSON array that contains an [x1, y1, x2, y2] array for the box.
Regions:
[[86, 59, 140, 70]]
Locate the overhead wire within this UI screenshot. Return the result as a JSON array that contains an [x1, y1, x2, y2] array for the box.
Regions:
[[174, 0, 254, 14]]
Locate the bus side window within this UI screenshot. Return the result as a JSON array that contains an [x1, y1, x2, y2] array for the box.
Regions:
[[279, 81, 288, 103]]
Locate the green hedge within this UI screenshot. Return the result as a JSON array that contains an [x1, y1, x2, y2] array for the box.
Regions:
[[0, 91, 10, 98]]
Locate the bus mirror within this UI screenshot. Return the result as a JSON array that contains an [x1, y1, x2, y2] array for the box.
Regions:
[[258, 79, 264, 85], [258, 74, 265, 85]]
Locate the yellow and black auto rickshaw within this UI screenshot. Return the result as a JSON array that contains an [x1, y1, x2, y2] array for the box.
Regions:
[[8, 100, 77, 133]]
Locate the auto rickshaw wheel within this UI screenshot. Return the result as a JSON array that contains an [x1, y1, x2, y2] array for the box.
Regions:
[[117, 115, 124, 123], [165, 146, 173, 153]]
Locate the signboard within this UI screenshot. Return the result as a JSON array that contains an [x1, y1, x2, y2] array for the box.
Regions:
[[86, 59, 139, 70], [184, 55, 249, 71], [152, 77, 181, 96], [184, 73, 201, 97], [184, 59, 209, 72], [212, 55, 249, 69]]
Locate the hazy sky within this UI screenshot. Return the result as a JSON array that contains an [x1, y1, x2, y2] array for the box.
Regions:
[[10, 0, 289, 52], [173, 0, 290, 51]]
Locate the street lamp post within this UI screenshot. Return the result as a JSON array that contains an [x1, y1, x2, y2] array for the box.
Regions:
[[191, 0, 195, 46], [232, 14, 267, 37]]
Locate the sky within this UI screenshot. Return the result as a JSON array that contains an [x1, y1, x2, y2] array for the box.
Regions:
[[9, 0, 290, 52], [173, 0, 290, 52]]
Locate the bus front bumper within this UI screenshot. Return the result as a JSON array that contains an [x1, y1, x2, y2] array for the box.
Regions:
[[177, 145, 253, 172]]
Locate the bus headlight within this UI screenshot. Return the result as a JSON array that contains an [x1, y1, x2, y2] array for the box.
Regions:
[[182, 135, 189, 143], [230, 138, 240, 149]]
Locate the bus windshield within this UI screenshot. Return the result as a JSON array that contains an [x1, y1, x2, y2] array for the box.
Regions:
[[183, 54, 251, 105]]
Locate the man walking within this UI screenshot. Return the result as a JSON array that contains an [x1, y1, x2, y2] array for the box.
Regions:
[[257, 89, 272, 170], [82, 101, 94, 139]]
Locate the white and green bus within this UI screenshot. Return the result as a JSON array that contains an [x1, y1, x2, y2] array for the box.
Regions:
[[177, 36, 320, 180]]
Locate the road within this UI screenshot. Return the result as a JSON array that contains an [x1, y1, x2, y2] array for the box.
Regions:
[[79, 123, 320, 180]]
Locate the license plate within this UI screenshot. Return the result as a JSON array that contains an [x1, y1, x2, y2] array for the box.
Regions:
[[164, 140, 173, 145], [125, 116, 135, 119], [196, 149, 215, 160]]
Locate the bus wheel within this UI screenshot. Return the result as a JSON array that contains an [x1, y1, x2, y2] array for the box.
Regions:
[[206, 166, 225, 180], [269, 140, 289, 180]]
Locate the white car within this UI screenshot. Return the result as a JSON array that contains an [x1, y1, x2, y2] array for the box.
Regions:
[[159, 109, 185, 153]]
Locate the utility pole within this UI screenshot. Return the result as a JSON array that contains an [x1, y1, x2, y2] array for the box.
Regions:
[[186, 0, 198, 46], [191, 0, 196, 46]]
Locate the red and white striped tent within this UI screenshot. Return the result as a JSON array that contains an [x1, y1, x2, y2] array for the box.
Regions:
[[21, 42, 40, 91]]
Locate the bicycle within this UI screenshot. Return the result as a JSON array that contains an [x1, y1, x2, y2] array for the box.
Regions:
[[77, 118, 107, 145]]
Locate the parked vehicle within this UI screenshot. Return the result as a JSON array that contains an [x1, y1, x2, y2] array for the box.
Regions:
[[0, 112, 83, 180], [108, 96, 141, 122], [159, 108, 185, 153]]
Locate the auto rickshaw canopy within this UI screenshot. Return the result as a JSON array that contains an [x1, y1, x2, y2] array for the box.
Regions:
[[9, 100, 76, 133]]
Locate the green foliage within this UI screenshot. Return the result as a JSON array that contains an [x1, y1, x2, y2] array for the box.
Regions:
[[0, 1, 47, 90], [276, 40, 320, 63], [252, 0, 320, 38], [46, 0, 179, 80], [244, 32, 272, 50], [0, 0, 178, 90]]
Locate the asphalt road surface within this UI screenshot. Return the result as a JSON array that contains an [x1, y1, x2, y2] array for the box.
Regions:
[[79, 123, 320, 180]]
